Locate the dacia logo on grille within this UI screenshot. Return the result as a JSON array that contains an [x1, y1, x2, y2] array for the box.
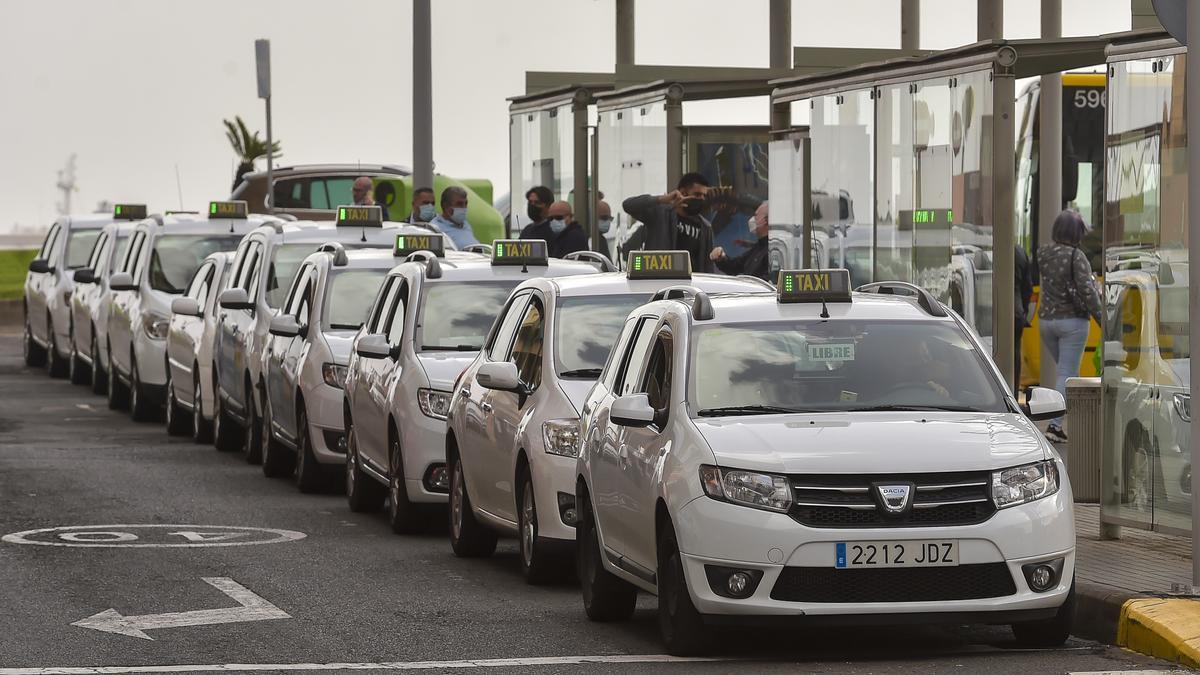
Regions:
[[876, 484, 912, 513]]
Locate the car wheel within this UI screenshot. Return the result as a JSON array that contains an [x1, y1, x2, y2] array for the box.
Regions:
[[657, 522, 708, 656], [90, 332, 107, 395], [129, 355, 156, 422], [345, 418, 384, 512], [519, 468, 564, 584], [46, 315, 68, 378], [165, 367, 190, 436], [387, 433, 421, 534], [23, 319, 47, 367], [261, 396, 294, 478], [1011, 577, 1075, 647], [448, 451, 498, 558], [242, 379, 262, 464], [577, 490, 637, 621], [212, 376, 241, 452], [106, 345, 129, 410], [69, 331, 90, 385], [192, 374, 212, 444], [295, 407, 327, 494]]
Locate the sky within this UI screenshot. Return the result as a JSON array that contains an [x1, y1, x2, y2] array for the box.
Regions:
[[0, 0, 1133, 233]]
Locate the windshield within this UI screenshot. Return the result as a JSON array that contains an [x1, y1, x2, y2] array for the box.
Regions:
[[689, 320, 1008, 415], [66, 230, 101, 269], [419, 281, 520, 351], [324, 269, 388, 330], [148, 235, 242, 294], [266, 244, 320, 308], [555, 294, 648, 377]]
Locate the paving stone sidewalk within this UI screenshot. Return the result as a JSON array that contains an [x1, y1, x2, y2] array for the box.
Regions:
[[1075, 503, 1193, 594]]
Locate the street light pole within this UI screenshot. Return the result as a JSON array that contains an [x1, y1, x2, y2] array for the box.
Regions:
[[1186, 1, 1200, 587], [413, 0, 434, 195], [255, 39, 273, 212]]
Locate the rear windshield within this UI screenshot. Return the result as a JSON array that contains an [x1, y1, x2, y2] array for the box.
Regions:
[[554, 294, 647, 378], [418, 281, 520, 351], [66, 229, 102, 269], [324, 269, 389, 330], [148, 235, 242, 294]]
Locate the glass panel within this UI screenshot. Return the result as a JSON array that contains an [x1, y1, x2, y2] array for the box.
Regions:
[[325, 178, 354, 209], [600, 102, 668, 263], [810, 89, 875, 287], [768, 135, 807, 277], [952, 70, 994, 340], [876, 83, 914, 284], [65, 229, 101, 270], [911, 78, 954, 307], [509, 104, 576, 234], [685, 127, 769, 263]]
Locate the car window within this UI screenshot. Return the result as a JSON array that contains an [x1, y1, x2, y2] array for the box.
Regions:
[[147, 235, 243, 294], [639, 332, 673, 428], [121, 232, 146, 274], [419, 281, 521, 352], [327, 269, 388, 330], [86, 232, 110, 270], [274, 178, 309, 210], [186, 262, 213, 300], [284, 265, 313, 316], [296, 277, 313, 328], [509, 297, 545, 390], [600, 318, 639, 391], [65, 229, 102, 269], [554, 294, 648, 378], [38, 224, 60, 259], [309, 180, 330, 210], [385, 282, 408, 345], [369, 277, 400, 334], [108, 234, 131, 275], [267, 243, 320, 308], [615, 317, 657, 397], [487, 293, 530, 361], [324, 178, 355, 208], [195, 264, 215, 308]]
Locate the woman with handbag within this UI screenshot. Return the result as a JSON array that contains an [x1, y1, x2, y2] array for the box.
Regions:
[[1037, 210, 1103, 443]]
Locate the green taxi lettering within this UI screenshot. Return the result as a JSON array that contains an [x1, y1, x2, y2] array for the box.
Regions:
[[342, 207, 371, 222], [795, 273, 830, 292]]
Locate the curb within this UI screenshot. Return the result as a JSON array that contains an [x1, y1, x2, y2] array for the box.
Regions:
[[1077, 580, 1200, 667], [1075, 580, 1143, 645]]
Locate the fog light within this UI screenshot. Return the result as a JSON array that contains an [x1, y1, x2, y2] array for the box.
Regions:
[[557, 492, 577, 526], [1021, 558, 1064, 593], [704, 565, 763, 599], [423, 464, 449, 493], [1030, 566, 1053, 590], [727, 572, 751, 595]]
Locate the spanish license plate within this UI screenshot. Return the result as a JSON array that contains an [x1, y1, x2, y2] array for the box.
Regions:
[[835, 540, 959, 569]]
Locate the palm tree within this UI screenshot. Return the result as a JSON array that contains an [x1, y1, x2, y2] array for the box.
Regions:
[[223, 116, 281, 190]]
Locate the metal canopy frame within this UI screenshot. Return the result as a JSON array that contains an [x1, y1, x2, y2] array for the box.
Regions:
[[1104, 30, 1180, 60]]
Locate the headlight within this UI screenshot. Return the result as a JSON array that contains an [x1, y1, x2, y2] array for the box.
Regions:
[[992, 461, 1059, 509], [142, 313, 169, 339], [542, 419, 581, 458], [1174, 393, 1191, 423], [418, 388, 452, 420], [322, 362, 348, 389], [699, 465, 791, 513]]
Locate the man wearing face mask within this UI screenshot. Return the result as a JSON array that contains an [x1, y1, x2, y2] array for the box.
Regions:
[[520, 185, 554, 233], [593, 200, 614, 260], [410, 187, 436, 224], [519, 200, 589, 257], [429, 186, 480, 249], [710, 201, 771, 281], [621, 172, 715, 273]]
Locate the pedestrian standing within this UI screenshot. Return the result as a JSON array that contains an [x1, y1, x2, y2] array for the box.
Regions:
[[621, 172, 716, 273], [1014, 244, 1034, 388], [522, 186, 554, 232], [1036, 210, 1102, 443], [410, 187, 436, 223], [519, 201, 589, 258], [710, 201, 771, 281]]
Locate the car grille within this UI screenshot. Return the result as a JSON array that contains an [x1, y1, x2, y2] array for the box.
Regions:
[[789, 471, 995, 528], [770, 563, 1016, 603]]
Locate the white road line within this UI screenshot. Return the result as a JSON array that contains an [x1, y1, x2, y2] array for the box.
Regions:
[[0, 654, 725, 674], [1069, 671, 1193, 674]]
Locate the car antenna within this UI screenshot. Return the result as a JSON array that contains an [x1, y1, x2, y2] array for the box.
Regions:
[[361, 226, 367, 243], [819, 295, 830, 319]]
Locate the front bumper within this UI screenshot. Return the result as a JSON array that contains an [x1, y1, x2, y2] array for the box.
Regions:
[[307, 383, 348, 465], [398, 403, 451, 505], [672, 489, 1075, 618], [133, 335, 168, 387], [530, 451, 579, 541]]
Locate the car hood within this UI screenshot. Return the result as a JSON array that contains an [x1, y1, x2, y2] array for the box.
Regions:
[[417, 351, 479, 390], [693, 412, 1047, 475], [324, 331, 357, 363], [558, 378, 598, 416]]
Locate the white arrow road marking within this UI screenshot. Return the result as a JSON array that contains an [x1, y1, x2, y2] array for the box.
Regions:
[[166, 531, 251, 542], [71, 577, 289, 640]]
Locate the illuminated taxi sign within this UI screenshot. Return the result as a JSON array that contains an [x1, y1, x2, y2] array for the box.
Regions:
[[627, 250, 691, 279], [394, 233, 445, 257], [777, 269, 852, 303], [492, 239, 548, 266], [336, 205, 383, 228], [208, 200, 248, 219], [113, 204, 147, 221]]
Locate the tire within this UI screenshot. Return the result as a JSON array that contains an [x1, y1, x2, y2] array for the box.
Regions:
[[192, 374, 212, 444], [23, 320, 47, 367], [46, 316, 68, 378], [345, 416, 385, 512], [129, 355, 156, 422], [90, 333, 107, 395], [69, 331, 90, 385], [387, 432, 421, 533], [519, 467, 564, 584], [212, 376, 241, 452], [448, 451, 498, 558], [294, 406, 327, 494], [242, 379, 262, 464], [165, 368, 190, 436], [261, 396, 294, 478], [106, 346, 130, 411], [657, 522, 709, 656], [577, 490, 637, 621], [1011, 577, 1076, 648]]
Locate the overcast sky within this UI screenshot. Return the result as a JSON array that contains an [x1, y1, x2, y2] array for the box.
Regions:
[[0, 0, 1132, 233]]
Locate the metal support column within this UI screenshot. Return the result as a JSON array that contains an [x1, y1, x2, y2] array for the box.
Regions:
[[413, 0, 434, 193], [1186, 0, 1200, 585], [771, 101, 790, 136], [801, 130, 813, 268], [572, 90, 595, 251], [992, 58, 1017, 390], [665, 84, 684, 191], [1038, 0, 1063, 388], [590, 125, 601, 256], [264, 97, 273, 211], [616, 0, 635, 67], [770, 0, 791, 69], [901, 0, 920, 51], [977, 0, 1003, 41]]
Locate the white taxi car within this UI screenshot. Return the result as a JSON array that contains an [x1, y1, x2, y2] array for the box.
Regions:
[[164, 251, 237, 442], [260, 244, 398, 492], [211, 205, 439, 460], [345, 238, 601, 531], [573, 269, 1075, 654], [445, 251, 775, 583], [68, 216, 139, 391], [107, 203, 266, 421]]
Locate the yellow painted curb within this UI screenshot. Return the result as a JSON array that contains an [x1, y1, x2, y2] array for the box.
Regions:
[[1117, 597, 1200, 668]]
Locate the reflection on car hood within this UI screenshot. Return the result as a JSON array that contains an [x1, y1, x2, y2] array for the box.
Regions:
[[694, 412, 1047, 475], [324, 331, 357, 363], [558, 378, 596, 416], [418, 351, 479, 390]]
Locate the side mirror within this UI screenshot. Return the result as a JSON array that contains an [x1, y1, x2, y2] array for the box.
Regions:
[[611, 393, 655, 428], [355, 333, 393, 359], [109, 272, 137, 291], [27, 259, 53, 274], [476, 361, 521, 391], [218, 287, 253, 310], [269, 314, 303, 338], [1022, 387, 1066, 422], [171, 297, 201, 317], [73, 268, 96, 284], [1102, 340, 1128, 367]]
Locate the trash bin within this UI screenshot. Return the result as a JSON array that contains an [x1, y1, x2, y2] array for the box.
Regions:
[[1065, 376, 1102, 503]]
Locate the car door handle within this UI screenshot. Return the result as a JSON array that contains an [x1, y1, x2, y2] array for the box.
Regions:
[[480, 401, 493, 413], [459, 387, 470, 398]]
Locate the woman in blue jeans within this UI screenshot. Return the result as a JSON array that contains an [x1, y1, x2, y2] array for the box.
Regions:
[[1037, 210, 1103, 442]]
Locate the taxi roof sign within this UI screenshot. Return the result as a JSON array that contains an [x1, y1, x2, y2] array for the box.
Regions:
[[336, 205, 383, 228], [492, 239, 548, 266], [777, 269, 852, 303], [209, 200, 248, 219], [394, 233, 446, 258], [113, 204, 147, 221], [627, 250, 691, 280]]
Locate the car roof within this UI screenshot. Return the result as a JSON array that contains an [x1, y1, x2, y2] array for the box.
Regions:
[[391, 255, 602, 283], [202, 250, 237, 265], [685, 291, 954, 324], [57, 214, 118, 230], [240, 163, 411, 180], [318, 248, 408, 271], [537, 272, 775, 299], [132, 214, 267, 236], [247, 220, 440, 246]]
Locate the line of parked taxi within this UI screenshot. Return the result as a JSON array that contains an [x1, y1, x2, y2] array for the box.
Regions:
[[23, 201, 1080, 655]]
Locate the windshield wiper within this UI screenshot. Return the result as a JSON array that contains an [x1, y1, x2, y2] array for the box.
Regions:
[[560, 368, 603, 378], [697, 405, 817, 417], [855, 404, 984, 413], [329, 323, 360, 330], [421, 344, 479, 351]]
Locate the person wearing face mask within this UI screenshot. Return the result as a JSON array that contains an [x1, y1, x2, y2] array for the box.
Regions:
[[520, 185, 554, 232], [429, 186, 480, 249], [593, 200, 614, 260], [621, 172, 716, 273], [710, 201, 771, 281], [519, 200, 589, 257], [410, 187, 436, 224]]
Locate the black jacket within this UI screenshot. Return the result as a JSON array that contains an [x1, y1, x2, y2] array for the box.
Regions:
[[1015, 245, 1034, 325], [519, 220, 589, 258], [715, 237, 771, 282], [621, 194, 716, 273]]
